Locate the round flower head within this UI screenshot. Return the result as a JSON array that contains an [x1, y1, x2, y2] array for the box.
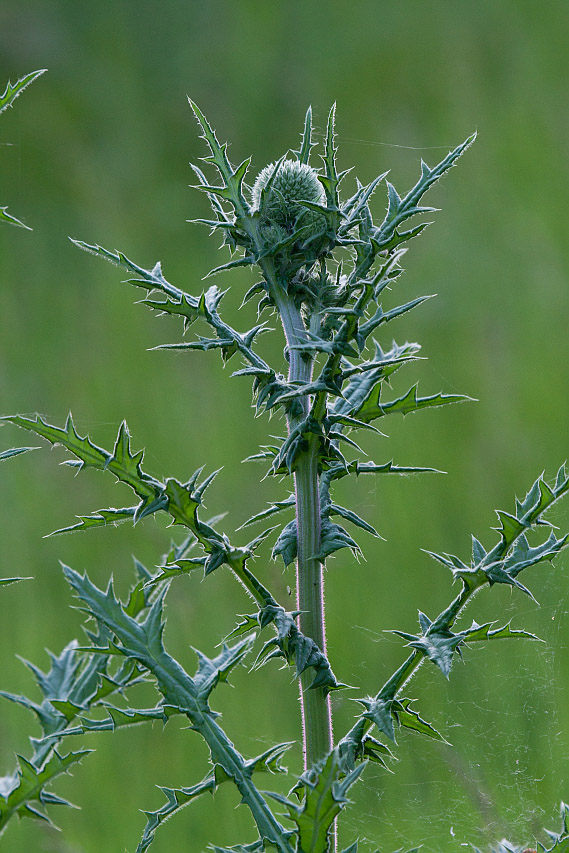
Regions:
[[251, 159, 327, 238]]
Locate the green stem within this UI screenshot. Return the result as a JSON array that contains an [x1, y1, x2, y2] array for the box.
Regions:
[[266, 269, 333, 770], [295, 447, 333, 768]]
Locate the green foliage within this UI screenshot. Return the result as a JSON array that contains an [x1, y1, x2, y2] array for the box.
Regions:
[[269, 749, 365, 853], [0, 69, 46, 229], [2, 99, 568, 853]]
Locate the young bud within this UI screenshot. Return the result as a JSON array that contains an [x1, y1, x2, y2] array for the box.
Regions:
[[251, 159, 327, 245]]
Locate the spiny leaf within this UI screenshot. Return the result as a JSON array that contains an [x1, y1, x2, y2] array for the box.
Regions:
[[503, 530, 569, 578], [317, 518, 361, 562], [142, 557, 206, 588], [137, 743, 293, 853], [0, 749, 92, 832], [358, 696, 396, 742], [74, 245, 268, 371], [48, 506, 136, 536], [376, 132, 476, 246], [70, 240, 189, 301], [319, 103, 341, 210], [359, 736, 395, 769], [461, 620, 540, 643], [254, 605, 344, 693], [239, 494, 295, 528], [0, 69, 46, 115], [393, 698, 448, 743], [391, 627, 463, 678], [2, 415, 157, 500], [272, 519, 297, 566], [331, 341, 421, 422], [330, 460, 442, 481], [135, 773, 217, 853], [61, 566, 294, 851], [47, 704, 178, 740], [3, 414, 229, 566], [358, 295, 434, 341], [293, 105, 317, 165], [62, 565, 167, 662], [0, 446, 39, 461], [489, 464, 569, 558], [0, 206, 32, 229], [275, 747, 365, 853], [0, 576, 32, 587], [338, 173, 389, 236], [187, 98, 251, 218], [205, 253, 255, 278], [357, 384, 473, 423], [192, 638, 253, 699], [0, 689, 59, 734], [328, 502, 381, 539]]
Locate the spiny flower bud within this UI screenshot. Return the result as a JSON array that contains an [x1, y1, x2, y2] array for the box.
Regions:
[[251, 159, 327, 240]]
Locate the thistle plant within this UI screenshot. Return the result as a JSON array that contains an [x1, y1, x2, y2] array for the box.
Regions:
[[1, 99, 569, 853]]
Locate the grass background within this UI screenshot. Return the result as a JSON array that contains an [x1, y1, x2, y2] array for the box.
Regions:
[[1, 2, 568, 851]]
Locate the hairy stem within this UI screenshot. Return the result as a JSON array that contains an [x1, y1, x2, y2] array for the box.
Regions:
[[295, 447, 333, 768], [268, 272, 333, 770]]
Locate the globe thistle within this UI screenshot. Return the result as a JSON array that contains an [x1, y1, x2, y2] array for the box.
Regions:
[[251, 159, 327, 242]]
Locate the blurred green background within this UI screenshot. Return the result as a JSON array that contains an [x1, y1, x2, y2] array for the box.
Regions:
[[1, 2, 569, 851]]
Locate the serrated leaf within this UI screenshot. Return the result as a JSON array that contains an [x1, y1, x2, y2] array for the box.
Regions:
[[328, 502, 381, 539], [239, 494, 295, 528], [359, 696, 396, 742], [61, 565, 293, 848], [254, 604, 343, 694], [272, 519, 297, 566], [0, 206, 32, 229], [2, 415, 158, 502], [358, 295, 434, 342], [293, 105, 317, 165], [281, 748, 365, 853], [0, 69, 46, 115], [0, 749, 92, 832], [0, 576, 32, 587], [489, 465, 569, 559], [393, 629, 463, 678], [0, 446, 39, 461], [192, 638, 253, 699], [359, 384, 472, 423], [376, 133, 476, 247], [3, 414, 231, 570], [71, 704, 177, 737], [317, 518, 361, 561], [187, 99, 251, 219], [360, 736, 395, 769], [136, 744, 294, 853], [71, 240, 190, 300], [49, 506, 137, 536], [504, 530, 569, 578], [135, 773, 217, 853], [393, 698, 448, 743], [461, 620, 540, 643]]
